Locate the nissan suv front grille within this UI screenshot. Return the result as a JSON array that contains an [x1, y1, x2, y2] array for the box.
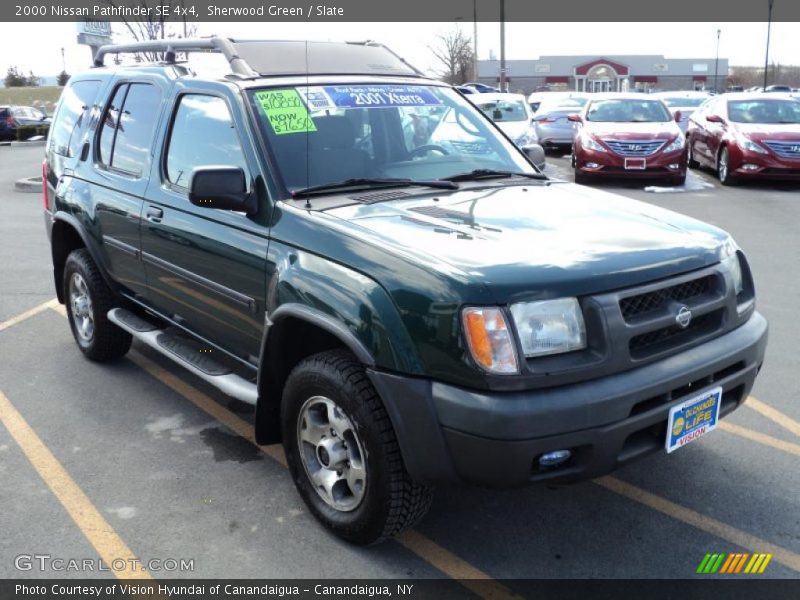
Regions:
[[619, 274, 717, 322]]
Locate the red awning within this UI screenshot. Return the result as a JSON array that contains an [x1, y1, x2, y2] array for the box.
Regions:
[[575, 58, 630, 76], [693, 75, 707, 81], [633, 76, 658, 84], [545, 76, 569, 84]]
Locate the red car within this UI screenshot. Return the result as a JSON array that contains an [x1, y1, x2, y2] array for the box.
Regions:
[[686, 93, 800, 185], [570, 94, 687, 185]]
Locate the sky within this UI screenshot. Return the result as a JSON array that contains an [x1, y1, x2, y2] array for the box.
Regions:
[[0, 21, 797, 79]]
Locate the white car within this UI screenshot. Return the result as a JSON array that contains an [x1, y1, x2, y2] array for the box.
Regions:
[[469, 93, 538, 147], [652, 91, 711, 132]]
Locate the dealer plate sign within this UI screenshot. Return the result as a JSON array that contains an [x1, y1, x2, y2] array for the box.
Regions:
[[665, 386, 722, 453]]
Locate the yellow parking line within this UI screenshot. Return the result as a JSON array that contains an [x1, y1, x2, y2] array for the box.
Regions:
[[745, 396, 800, 440], [0, 390, 151, 580], [129, 350, 519, 600], [595, 476, 800, 573], [0, 299, 60, 333], [719, 421, 800, 457]]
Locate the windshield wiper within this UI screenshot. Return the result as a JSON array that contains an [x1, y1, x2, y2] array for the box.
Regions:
[[291, 177, 458, 198], [442, 169, 548, 182]]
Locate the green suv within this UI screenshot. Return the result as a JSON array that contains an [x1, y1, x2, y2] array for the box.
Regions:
[[44, 38, 768, 545]]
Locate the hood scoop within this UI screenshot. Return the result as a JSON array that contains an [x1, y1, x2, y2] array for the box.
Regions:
[[349, 190, 411, 204]]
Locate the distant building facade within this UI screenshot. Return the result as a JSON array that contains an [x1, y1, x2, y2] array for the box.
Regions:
[[477, 55, 729, 93]]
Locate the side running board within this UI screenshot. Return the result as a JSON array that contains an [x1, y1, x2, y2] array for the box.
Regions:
[[108, 308, 258, 405]]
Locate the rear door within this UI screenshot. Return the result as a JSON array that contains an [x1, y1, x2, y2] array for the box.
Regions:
[[88, 80, 167, 299], [140, 86, 269, 364]]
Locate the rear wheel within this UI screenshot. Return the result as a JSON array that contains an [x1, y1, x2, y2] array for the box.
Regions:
[[282, 350, 433, 545], [717, 147, 736, 186], [63, 249, 132, 361]]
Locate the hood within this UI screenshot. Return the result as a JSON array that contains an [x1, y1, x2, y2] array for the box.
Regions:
[[584, 121, 680, 140], [494, 120, 531, 140], [323, 183, 730, 303], [732, 122, 800, 138]]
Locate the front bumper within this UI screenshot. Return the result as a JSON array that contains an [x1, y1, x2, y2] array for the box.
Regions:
[[368, 311, 767, 488], [575, 145, 687, 179], [731, 149, 800, 180]]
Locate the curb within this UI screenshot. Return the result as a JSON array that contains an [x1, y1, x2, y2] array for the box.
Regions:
[[11, 139, 46, 147], [14, 177, 42, 193]]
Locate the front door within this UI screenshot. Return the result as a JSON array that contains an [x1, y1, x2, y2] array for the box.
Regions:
[[140, 90, 269, 365]]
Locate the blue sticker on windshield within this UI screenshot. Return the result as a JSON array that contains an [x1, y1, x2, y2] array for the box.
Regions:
[[319, 85, 443, 109]]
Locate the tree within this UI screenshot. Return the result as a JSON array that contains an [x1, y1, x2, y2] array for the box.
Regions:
[[104, 0, 198, 62], [4, 66, 27, 87], [429, 28, 475, 85], [26, 71, 41, 87], [57, 71, 71, 86]]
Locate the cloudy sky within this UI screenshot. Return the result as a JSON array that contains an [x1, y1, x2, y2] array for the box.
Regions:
[[0, 21, 797, 79]]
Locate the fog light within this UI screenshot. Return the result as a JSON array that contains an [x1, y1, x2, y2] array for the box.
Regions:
[[586, 162, 600, 169], [668, 163, 680, 169], [741, 163, 759, 171], [538, 449, 572, 468]]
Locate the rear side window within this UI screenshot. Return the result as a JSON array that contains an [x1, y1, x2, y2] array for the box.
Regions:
[[165, 94, 248, 189], [98, 83, 162, 176], [49, 80, 101, 157]]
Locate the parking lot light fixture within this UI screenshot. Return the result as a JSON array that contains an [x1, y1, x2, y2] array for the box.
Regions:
[[764, 0, 775, 90]]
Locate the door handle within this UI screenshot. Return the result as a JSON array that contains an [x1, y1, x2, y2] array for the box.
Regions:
[[146, 206, 164, 223]]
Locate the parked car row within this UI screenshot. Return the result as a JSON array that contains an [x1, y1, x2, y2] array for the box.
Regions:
[[0, 105, 51, 141], [453, 86, 799, 187]]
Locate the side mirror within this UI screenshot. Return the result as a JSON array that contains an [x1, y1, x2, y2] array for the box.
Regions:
[[674, 110, 682, 123], [706, 114, 724, 124], [522, 144, 546, 171], [567, 113, 582, 123], [188, 167, 254, 214]]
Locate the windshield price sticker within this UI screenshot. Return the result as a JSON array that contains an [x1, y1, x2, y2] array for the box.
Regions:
[[255, 89, 317, 135], [321, 85, 443, 108]]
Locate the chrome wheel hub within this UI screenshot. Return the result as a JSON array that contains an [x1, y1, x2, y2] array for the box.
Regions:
[[297, 395, 366, 512], [69, 273, 94, 342]]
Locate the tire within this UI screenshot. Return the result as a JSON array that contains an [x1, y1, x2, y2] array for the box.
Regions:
[[574, 167, 589, 185], [717, 147, 736, 186], [282, 349, 433, 545], [687, 138, 699, 169], [63, 249, 132, 361], [670, 173, 687, 186]]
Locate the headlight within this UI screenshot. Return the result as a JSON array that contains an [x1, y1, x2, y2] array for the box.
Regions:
[[509, 298, 587, 358], [741, 139, 768, 154], [581, 133, 607, 153], [721, 253, 744, 296], [515, 127, 538, 147], [462, 307, 519, 374], [663, 135, 686, 152]]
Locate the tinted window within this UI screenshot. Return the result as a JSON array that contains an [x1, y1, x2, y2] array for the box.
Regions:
[[99, 85, 126, 165], [166, 95, 248, 188], [98, 83, 162, 176], [50, 80, 101, 157], [586, 99, 672, 123]]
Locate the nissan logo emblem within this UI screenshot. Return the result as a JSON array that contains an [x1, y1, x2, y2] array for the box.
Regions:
[[676, 306, 692, 329]]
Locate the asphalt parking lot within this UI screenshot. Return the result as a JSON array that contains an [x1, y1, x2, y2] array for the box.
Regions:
[[1, 144, 799, 592]]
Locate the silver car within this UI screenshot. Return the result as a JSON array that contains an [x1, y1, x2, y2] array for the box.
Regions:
[[653, 91, 711, 132], [532, 95, 589, 155]]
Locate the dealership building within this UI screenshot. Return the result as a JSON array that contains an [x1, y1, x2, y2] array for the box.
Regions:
[[477, 55, 729, 93]]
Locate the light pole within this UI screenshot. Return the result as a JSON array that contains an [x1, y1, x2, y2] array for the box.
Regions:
[[499, 0, 506, 92], [763, 0, 775, 90], [713, 29, 721, 93], [61, 47, 66, 73], [473, 0, 479, 81]]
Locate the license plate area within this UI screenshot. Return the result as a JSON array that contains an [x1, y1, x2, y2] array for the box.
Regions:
[[665, 386, 722, 453], [625, 157, 646, 169]]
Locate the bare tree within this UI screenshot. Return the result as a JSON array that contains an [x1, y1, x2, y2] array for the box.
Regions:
[[429, 28, 475, 85], [104, 0, 198, 62]]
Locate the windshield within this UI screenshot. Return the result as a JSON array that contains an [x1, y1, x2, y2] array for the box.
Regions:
[[727, 99, 800, 124], [586, 99, 672, 123], [248, 84, 535, 193], [660, 97, 707, 108], [475, 98, 528, 122]]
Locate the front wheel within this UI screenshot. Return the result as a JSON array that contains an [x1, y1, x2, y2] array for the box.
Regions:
[[717, 147, 736, 186], [687, 138, 699, 168], [282, 350, 433, 545]]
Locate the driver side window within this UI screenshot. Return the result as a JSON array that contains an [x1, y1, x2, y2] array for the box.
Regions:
[[166, 94, 249, 190]]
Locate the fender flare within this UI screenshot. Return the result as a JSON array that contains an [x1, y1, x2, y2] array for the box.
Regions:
[[51, 212, 116, 302]]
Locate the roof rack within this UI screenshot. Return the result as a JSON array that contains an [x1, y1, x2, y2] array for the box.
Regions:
[[92, 37, 427, 80]]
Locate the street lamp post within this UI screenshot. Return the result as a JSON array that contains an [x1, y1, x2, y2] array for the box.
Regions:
[[713, 29, 721, 93], [763, 0, 775, 90], [499, 0, 506, 92], [473, 0, 479, 82]]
